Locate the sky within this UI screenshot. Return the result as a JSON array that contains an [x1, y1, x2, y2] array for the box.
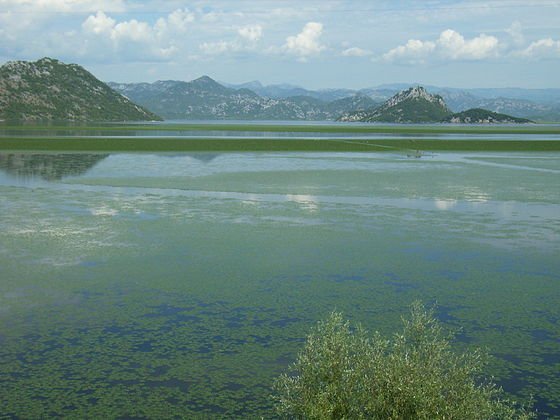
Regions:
[[1, 0, 559, 89]]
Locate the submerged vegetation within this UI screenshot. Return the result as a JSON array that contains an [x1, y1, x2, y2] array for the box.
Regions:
[[0, 125, 559, 418], [274, 302, 535, 420], [2, 122, 560, 134], [2, 136, 560, 152], [1, 122, 560, 152]]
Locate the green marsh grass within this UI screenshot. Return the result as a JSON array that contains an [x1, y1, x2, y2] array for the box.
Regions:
[[2, 122, 560, 134], [1, 136, 559, 152], [2, 123, 559, 152]]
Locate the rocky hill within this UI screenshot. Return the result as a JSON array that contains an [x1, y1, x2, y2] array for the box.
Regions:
[[441, 108, 532, 124], [226, 81, 560, 122], [338, 87, 533, 124], [339, 86, 452, 123], [0, 58, 161, 121], [109, 78, 378, 121], [221, 80, 356, 102]]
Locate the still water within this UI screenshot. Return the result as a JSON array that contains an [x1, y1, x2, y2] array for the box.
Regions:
[[0, 150, 559, 418]]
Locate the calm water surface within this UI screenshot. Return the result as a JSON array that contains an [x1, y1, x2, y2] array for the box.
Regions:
[[0, 150, 559, 418]]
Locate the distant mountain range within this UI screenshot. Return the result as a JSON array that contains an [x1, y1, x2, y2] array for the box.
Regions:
[[108, 77, 379, 121], [113, 77, 560, 122], [338, 86, 531, 124], [221, 81, 560, 122], [0, 58, 161, 121], [0, 57, 558, 122]]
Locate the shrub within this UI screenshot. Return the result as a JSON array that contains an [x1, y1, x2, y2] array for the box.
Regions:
[[273, 302, 535, 419]]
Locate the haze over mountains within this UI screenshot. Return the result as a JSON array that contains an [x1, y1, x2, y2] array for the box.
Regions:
[[1, 58, 558, 123], [112, 76, 560, 122], [337, 86, 531, 124], [220, 80, 560, 122], [108, 77, 378, 121]]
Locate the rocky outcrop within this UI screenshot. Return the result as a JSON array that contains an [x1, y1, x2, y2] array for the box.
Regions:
[[338, 86, 452, 123], [0, 57, 162, 121]]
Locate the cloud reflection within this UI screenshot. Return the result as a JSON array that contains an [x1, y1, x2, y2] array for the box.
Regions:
[[286, 194, 319, 212], [434, 199, 457, 211]]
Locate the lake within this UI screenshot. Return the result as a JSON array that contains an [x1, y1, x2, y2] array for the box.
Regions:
[[0, 123, 559, 418]]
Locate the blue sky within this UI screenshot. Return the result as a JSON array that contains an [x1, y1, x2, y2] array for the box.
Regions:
[[1, 0, 559, 89]]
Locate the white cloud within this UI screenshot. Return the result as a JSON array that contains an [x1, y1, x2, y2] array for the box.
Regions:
[[521, 38, 560, 59], [382, 29, 499, 64], [506, 21, 525, 47], [283, 22, 326, 61], [199, 40, 232, 55], [440, 29, 499, 60], [238, 25, 263, 42], [82, 10, 115, 35], [341, 47, 372, 57], [80, 9, 194, 62], [112, 20, 154, 44], [382, 39, 436, 64], [199, 24, 263, 55], [155, 8, 194, 35]]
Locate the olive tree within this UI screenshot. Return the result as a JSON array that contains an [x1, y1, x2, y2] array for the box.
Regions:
[[273, 302, 534, 420]]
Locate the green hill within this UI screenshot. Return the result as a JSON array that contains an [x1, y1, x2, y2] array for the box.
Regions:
[[338, 87, 533, 124], [442, 108, 533, 124], [339, 86, 452, 123], [0, 57, 161, 121]]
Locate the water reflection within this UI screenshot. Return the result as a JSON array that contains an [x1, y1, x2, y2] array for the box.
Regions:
[[0, 153, 108, 180], [177, 153, 220, 163], [434, 199, 458, 210], [286, 194, 319, 212]]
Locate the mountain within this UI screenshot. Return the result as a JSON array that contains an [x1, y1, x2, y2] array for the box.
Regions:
[[0, 58, 161, 121], [221, 81, 357, 102], [228, 81, 560, 121], [374, 83, 560, 104], [112, 76, 267, 120], [105, 72, 560, 122], [339, 87, 533, 124], [339, 86, 452, 123], [431, 90, 557, 121], [111, 77, 281, 120], [441, 108, 532, 124], [109, 78, 379, 121], [370, 84, 560, 121], [458, 87, 560, 104], [220, 80, 264, 91]]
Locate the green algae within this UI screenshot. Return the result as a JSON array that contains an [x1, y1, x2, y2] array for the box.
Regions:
[[0, 150, 559, 418], [1, 136, 560, 152], [2, 122, 560, 135]]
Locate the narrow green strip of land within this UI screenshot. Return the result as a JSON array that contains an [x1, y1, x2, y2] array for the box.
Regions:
[[2, 137, 560, 152], [1, 123, 560, 135]]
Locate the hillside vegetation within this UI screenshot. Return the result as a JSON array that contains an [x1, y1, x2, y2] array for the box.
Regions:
[[441, 108, 533, 124], [338, 87, 533, 124], [0, 58, 161, 121]]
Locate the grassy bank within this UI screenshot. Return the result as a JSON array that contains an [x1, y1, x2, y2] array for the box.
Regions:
[[2, 123, 560, 135], [2, 136, 560, 152]]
